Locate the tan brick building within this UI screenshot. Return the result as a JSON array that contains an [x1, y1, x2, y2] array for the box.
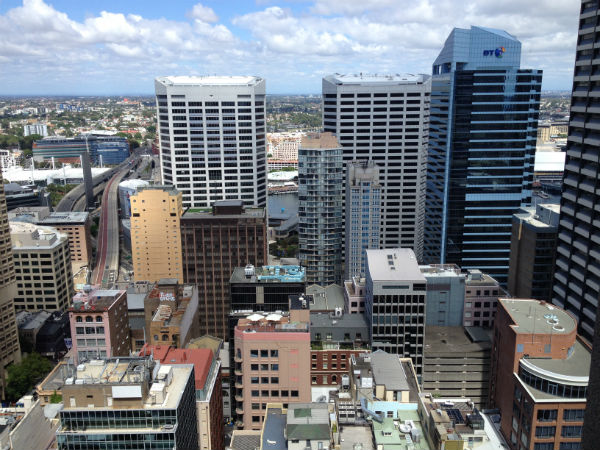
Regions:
[[131, 186, 183, 283]]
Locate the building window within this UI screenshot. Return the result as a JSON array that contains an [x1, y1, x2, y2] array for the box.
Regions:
[[291, 390, 299, 397], [535, 426, 555, 438], [251, 377, 259, 384], [95, 316, 103, 322], [260, 350, 268, 357], [563, 409, 585, 422], [537, 409, 558, 422], [561, 426, 583, 438], [558, 443, 581, 450], [76, 316, 82, 323], [251, 364, 259, 371], [250, 350, 258, 357], [270, 349, 278, 357], [271, 364, 278, 371], [534, 444, 554, 450], [312, 376, 317, 384]]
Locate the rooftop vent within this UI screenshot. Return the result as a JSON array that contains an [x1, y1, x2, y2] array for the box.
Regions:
[[244, 264, 255, 278]]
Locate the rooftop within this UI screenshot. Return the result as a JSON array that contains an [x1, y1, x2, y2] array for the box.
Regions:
[[262, 407, 287, 450], [230, 431, 261, 450], [324, 73, 428, 85], [9, 221, 65, 249], [419, 264, 463, 278], [139, 345, 215, 391], [62, 358, 192, 411], [39, 211, 89, 225], [534, 151, 566, 172], [300, 132, 340, 149], [513, 203, 560, 229], [16, 310, 51, 330], [370, 351, 411, 392], [286, 403, 330, 441], [230, 265, 305, 284], [372, 412, 430, 450], [424, 326, 491, 355], [306, 284, 345, 310], [366, 248, 425, 282], [182, 206, 265, 218], [156, 75, 263, 86], [309, 311, 369, 331], [135, 185, 180, 196], [71, 289, 125, 312], [465, 269, 504, 287], [236, 313, 309, 334], [499, 298, 576, 335]]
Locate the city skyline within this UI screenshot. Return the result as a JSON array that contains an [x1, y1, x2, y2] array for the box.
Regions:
[[0, 0, 580, 95]]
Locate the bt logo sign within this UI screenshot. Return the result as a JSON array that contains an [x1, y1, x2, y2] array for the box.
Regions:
[[483, 46, 506, 58]]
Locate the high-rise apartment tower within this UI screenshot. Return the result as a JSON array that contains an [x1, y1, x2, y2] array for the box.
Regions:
[[345, 161, 381, 280], [424, 26, 541, 285], [155, 76, 267, 209], [298, 132, 343, 285], [322, 74, 431, 259]]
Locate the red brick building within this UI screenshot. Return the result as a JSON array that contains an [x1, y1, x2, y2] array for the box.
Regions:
[[490, 298, 589, 450]]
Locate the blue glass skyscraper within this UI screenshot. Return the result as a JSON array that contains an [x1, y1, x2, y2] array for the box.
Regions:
[[424, 26, 541, 284]]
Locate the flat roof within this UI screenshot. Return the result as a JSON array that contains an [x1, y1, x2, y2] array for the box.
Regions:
[[71, 289, 125, 311], [310, 311, 368, 330], [300, 132, 340, 149], [262, 407, 287, 450], [534, 151, 566, 172], [424, 326, 491, 355], [156, 75, 262, 86], [370, 351, 411, 391], [230, 265, 305, 284], [324, 73, 428, 85], [366, 248, 425, 282], [306, 284, 345, 310], [499, 298, 576, 335], [230, 432, 261, 450], [63, 359, 192, 410], [182, 207, 265, 218], [40, 211, 88, 224]]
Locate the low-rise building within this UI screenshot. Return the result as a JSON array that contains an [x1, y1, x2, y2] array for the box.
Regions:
[[418, 394, 505, 450], [234, 311, 311, 430], [309, 310, 369, 398], [420, 264, 466, 327], [464, 269, 507, 328], [10, 221, 74, 312], [305, 283, 345, 312], [144, 278, 200, 348], [423, 326, 491, 407], [490, 298, 590, 450], [343, 276, 366, 314], [56, 357, 199, 450], [140, 345, 224, 450], [69, 287, 130, 364], [16, 310, 70, 359]]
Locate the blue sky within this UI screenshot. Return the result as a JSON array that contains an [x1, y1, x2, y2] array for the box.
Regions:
[[0, 0, 581, 95]]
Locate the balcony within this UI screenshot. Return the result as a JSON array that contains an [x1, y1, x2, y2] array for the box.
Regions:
[[235, 393, 244, 402], [234, 353, 243, 363], [236, 407, 244, 415]]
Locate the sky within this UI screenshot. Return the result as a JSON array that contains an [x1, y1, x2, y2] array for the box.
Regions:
[[0, 0, 581, 95]]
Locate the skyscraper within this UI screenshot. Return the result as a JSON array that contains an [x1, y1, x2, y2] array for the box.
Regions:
[[345, 160, 381, 280], [322, 74, 431, 259], [551, 2, 600, 342], [424, 26, 541, 285], [154, 76, 267, 209], [298, 132, 343, 285], [0, 176, 21, 396]]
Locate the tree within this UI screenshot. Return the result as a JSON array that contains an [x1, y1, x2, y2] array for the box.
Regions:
[[6, 353, 52, 402]]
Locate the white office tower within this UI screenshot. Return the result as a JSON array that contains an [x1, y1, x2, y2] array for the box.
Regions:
[[323, 74, 431, 260], [345, 161, 381, 280], [155, 76, 267, 208]]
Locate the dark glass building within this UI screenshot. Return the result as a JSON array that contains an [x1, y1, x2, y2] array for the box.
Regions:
[[424, 26, 541, 285]]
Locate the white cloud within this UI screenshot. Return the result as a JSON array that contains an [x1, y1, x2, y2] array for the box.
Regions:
[[187, 3, 219, 23], [0, 0, 582, 94]]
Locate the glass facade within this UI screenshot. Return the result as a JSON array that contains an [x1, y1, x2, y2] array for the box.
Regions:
[[424, 26, 541, 285], [57, 369, 198, 450]]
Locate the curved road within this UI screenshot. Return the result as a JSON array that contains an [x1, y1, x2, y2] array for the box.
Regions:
[[91, 167, 130, 287]]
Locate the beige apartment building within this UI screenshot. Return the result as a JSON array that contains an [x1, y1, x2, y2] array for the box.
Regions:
[[0, 177, 21, 396], [131, 186, 183, 283], [9, 221, 73, 312], [8, 208, 93, 267], [234, 311, 311, 430]]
